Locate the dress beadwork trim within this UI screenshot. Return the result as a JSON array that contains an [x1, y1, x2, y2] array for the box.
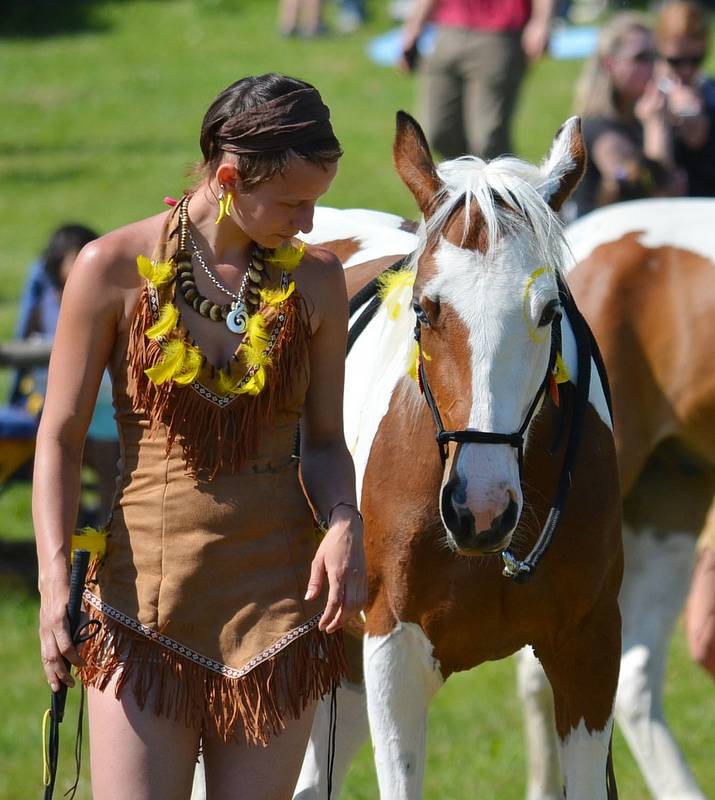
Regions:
[[83, 589, 323, 679]]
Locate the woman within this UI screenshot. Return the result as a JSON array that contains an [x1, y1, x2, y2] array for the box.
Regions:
[[564, 12, 682, 220], [656, 0, 715, 196], [33, 73, 366, 799]]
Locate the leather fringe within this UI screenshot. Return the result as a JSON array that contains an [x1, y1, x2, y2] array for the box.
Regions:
[[126, 288, 311, 480], [77, 603, 347, 746]]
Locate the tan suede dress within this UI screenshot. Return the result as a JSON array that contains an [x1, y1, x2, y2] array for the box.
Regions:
[[79, 203, 346, 745]]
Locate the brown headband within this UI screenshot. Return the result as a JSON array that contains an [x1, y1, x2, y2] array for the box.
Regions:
[[216, 88, 335, 155]]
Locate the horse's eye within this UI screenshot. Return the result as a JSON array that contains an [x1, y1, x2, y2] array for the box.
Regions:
[[413, 300, 430, 326], [538, 299, 561, 327]]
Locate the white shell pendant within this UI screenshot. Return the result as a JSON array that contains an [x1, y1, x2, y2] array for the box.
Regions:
[[226, 302, 249, 334]]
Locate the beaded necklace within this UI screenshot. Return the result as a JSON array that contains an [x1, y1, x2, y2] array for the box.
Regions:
[[176, 198, 265, 335]]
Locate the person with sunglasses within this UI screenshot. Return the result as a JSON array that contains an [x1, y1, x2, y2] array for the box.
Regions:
[[655, 0, 715, 196], [563, 12, 684, 220]]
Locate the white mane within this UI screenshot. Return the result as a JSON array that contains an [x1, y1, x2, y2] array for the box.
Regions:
[[406, 154, 568, 275]]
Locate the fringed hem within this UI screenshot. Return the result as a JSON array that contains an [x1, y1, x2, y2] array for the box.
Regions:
[[77, 596, 347, 746]]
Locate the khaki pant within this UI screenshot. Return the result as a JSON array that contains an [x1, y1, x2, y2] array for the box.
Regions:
[[419, 26, 526, 161]]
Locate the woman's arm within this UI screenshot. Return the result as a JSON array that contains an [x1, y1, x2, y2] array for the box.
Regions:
[[33, 240, 124, 692], [299, 251, 367, 634], [686, 545, 715, 680]]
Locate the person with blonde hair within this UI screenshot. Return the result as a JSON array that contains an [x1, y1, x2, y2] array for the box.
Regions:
[[656, 0, 715, 195], [565, 12, 683, 220]]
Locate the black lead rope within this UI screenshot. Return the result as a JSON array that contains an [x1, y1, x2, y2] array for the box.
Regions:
[[500, 276, 593, 581], [326, 681, 338, 800]]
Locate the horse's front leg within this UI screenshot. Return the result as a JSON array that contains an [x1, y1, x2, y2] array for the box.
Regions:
[[516, 646, 564, 800], [615, 524, 704, 800], [293, 679, 370, 799], [539, 595, 621, 799], [364, 618, 444, 799]]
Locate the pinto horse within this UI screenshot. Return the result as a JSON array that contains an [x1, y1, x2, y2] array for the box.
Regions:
[[295, 113, 622, 799], [517, 197, 715, 800]]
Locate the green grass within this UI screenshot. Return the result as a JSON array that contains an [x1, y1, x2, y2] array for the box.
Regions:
[[0, 2, 713, 798]]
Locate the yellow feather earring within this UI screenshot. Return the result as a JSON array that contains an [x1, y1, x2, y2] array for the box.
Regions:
[[214, 187, 234, 225]]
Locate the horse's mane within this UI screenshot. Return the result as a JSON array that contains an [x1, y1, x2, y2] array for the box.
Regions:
[[405, 154, 567, 275]]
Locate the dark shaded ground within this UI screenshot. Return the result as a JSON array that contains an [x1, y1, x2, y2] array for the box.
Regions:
[[0, 0, 109, 38], [0, 539, 37, 594]]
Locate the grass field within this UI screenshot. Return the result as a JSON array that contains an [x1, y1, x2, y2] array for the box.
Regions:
[[0, 1, 713, 798]]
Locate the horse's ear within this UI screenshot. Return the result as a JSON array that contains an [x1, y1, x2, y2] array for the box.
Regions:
[[540, 116, 586, 212], [393, 111, 442, 218]]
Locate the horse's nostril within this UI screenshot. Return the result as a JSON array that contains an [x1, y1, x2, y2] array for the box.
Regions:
[[499, 498, 518, 535], [443, 475, 467, 506]]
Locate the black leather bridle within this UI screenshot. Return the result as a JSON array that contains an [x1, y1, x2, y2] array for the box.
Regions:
[[413, 271, 603, 582], [299, 260, 610, 584]]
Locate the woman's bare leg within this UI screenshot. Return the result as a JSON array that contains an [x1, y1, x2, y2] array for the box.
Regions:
[[202, 701, 317, 800], [305, 0, 325, 34], [88, 673, 200, 800], [277, 0, 301, 34]]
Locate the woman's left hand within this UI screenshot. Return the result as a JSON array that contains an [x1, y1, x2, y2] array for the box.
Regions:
[[305, 507, 367, 634]]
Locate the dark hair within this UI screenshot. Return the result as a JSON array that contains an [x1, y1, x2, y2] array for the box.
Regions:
[[199, 73, 342, 190], [43, 223, 98, 288]]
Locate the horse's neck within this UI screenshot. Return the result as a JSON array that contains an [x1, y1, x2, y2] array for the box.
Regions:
[[570, 238, 715, 490], [344, 255, 406, 299]]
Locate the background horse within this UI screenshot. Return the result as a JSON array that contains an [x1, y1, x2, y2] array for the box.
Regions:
[[518, 197, 715, 800], [296, 113, 622, 799]]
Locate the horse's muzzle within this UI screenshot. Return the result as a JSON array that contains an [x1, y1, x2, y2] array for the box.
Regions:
[[441, 486, 519, 555]]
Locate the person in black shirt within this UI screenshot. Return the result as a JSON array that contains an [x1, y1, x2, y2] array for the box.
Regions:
[[656, 0, 715, 196]]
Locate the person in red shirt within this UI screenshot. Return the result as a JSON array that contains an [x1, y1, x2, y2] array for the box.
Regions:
[[401, 0, 555, 160]]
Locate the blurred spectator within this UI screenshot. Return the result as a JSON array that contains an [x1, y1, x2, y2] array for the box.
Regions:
[[656, 0, 715, 195], [564, 12, 683, 220], [400, 0, 556, 161], [278, 0, 325, 36], [6, 224, 119, 524], [337, 0, 367, 32]]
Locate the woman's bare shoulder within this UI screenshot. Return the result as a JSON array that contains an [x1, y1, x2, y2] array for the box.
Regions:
[[296, 244, 347, 330], [299, 244, 344, 287]]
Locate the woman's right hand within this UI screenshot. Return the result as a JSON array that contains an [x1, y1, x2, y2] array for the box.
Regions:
[[635, 80, 668, 124], [39, 572, 84, 692]]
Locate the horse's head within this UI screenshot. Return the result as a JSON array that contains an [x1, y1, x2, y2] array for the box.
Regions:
[[394, 112, 585, 556]]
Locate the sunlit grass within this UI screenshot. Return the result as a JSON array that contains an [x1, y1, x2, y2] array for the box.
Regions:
[[1, 2, 712, 798]]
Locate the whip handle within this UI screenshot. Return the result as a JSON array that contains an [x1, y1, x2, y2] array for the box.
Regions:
[[67, 549, 90, 638]]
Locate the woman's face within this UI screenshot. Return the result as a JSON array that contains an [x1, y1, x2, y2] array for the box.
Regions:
[[607, 29, 656, 102], [658, 34, 707, 87], [231, 156, 338, 249]]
